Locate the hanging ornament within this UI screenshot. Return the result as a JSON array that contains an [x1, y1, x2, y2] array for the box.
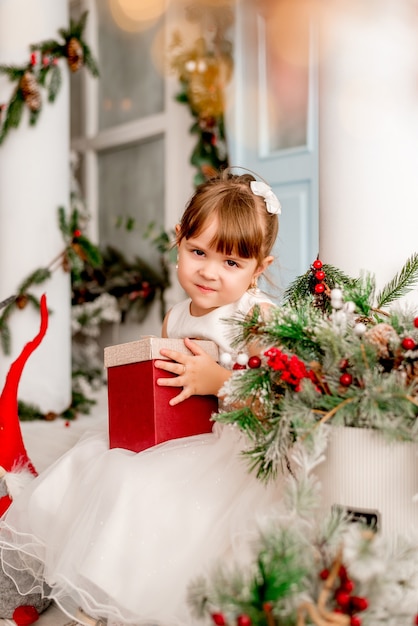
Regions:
[[66, 37, 84, 72], [248, 355, 261, 369], [19, 70, 41, 112]]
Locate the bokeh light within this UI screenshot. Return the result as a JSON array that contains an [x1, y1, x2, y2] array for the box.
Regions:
[[109, 0, 168, 32]]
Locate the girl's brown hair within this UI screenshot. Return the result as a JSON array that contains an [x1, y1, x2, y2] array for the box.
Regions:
[[177, 171, 279, 264]]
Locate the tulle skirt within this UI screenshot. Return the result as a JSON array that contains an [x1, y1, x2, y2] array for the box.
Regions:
[[0, 423, 284, 625]]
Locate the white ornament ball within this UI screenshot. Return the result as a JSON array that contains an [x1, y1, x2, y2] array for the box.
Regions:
[[236, 353, 249, 366], [344, 301, 356, 314], [354, 322, 367, 337], [330, 288, 343, 300], [220, 352, 232, 366], [331, 298, 343, 310]]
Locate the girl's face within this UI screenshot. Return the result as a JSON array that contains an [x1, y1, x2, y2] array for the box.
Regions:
[[176, 218, 272, 317]]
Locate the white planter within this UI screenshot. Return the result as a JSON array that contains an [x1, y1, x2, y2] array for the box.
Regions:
[[313, 426, 418, 538]]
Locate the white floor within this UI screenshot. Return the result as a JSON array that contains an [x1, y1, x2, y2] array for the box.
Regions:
[[0, 388, 109, 626]]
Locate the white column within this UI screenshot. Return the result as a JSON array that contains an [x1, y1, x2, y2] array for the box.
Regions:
[[0, 0, 71, 412], [319, 0, 418, 297]]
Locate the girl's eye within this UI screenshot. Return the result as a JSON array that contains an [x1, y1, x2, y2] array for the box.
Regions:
[[192, 249, 205, 257], [226, 259, 239, 268]]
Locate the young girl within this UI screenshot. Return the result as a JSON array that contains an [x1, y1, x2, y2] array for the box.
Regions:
[[0, 171, 284, 626]]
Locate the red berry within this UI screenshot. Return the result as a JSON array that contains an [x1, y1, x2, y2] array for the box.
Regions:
[[312, 259, 323, 270], [414, 317, 418, 328], [335, 589, 351, 608], [73, 229, 82, 238], [212, 614, 226, 626], [237, 615, 252, 626], [13, 605, 39, 626], [350, 596, 368, 612], [338, 565, 348, 580], [314, 283, 325, 294], [339, 372, 353, 387], [339, 358, 349, 371], [342, 578, 355, 593], [402, 337, 416, 351], [248, 355, 261, 369], [350, 616, 362, 626], [319, 568, 329, 580], [315, 270, 326, 281], [30, 52, 37, 66]]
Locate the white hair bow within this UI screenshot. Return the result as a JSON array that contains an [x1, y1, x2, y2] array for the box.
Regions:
[[250, 181, 281, 215]]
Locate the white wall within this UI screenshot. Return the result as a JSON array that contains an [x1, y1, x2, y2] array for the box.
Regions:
[[319, 0, 418, 299], [0, 0, 71, 412]]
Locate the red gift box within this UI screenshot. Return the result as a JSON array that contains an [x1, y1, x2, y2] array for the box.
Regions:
[[104, 337, 219, 452]]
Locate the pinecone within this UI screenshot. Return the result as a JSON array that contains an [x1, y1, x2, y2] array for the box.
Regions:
[[66, 37, 84, 72], [364, 323, 398, 358], [405, 360, 418, 387], [19, 71, 41, 112]]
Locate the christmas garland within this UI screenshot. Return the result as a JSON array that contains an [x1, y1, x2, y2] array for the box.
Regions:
[[0, 11, 99, 145], [215, 254, 418, 480], [170, 3, 233, 186]]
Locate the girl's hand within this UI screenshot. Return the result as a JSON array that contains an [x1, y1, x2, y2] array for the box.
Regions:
[[155, 338, 231, 406]]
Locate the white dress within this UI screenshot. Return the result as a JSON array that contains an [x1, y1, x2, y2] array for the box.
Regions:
[[0, 292, 283, 626]]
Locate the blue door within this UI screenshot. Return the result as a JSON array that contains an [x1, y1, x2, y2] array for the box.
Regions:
[[227, 0, 319, 301]]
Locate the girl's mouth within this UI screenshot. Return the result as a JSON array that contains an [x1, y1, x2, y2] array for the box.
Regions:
[[196, 284, 216, 293]]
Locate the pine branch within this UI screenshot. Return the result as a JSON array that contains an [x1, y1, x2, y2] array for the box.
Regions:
[[82, 42, 100, 77], [376, 252, 418, 308], [46, 64, 62, 102], [18, 268, 51, 292], [0, 92, 25, 144], [0, 64, 26, 81]]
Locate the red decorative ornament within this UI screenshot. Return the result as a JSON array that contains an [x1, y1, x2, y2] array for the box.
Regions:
[[350, 616, 362, 626], [314, 283, 325, 294], [319, 568, 329, 580], [212, 613, 226, 626], [315, 270, 325, 281], [402, 337, 416, 351], [262, 602, 273, 612], [30, 52, 37, 66], [414, 317, 418, 329], [13, 605, 40, 625], [414, 614, 418, 625], [339, 359, 349, 371], [237, 615, 252, 626], [73, 229, 82, 238], [312, 259, 323, 270], [248, 355, 261, 369], [339, 372, 353, 387]]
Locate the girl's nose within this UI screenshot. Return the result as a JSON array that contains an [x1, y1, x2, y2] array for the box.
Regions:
[[198, 261, 218, 280]]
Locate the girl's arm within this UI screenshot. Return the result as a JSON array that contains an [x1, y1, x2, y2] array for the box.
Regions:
[[156, 303, 274, 406]]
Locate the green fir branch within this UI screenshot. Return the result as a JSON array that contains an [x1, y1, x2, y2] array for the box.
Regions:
[[376, 252, 418, 308], [18, 268, 51, 293], [82, 42, 100, 77], [0, 64, 26, 81], [0, 92, 25, 144], [46, 64, 62, 102]]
